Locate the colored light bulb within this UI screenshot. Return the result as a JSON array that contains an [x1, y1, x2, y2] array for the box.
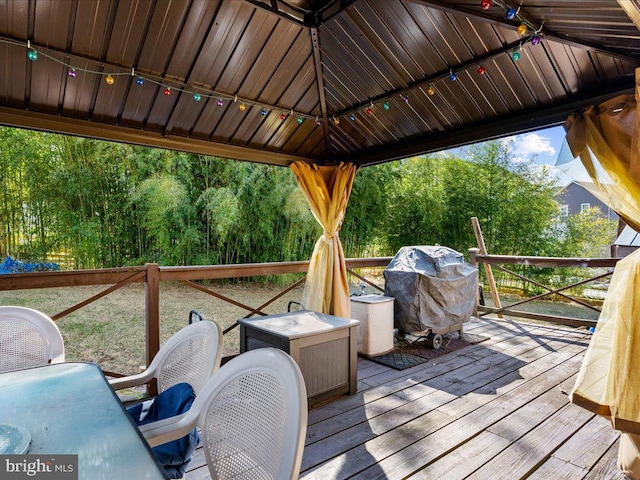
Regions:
[[279, 113, 287, 120], [517, 23, 527, 35], [239, 103, 246, 111], [511, 50, 521, 61], [27, 49, 38, 61], [315, 117, 321, 126], [349, 114, 356, 121], [383, 101, 390, 111], [477, 65, 486, 75], [216, 98, 224, 106], [531, 35, 541, 45], [297, 116, 304, 124], [401, 95, 409, 103], [67, 68, 76, 78], [260, 108, 267, 116], [366, 107, 373, 115], [332, 117, 340, 125], [427, 84, 436, 96], [449, 72, 458, 81], [163, 87, 172, 96], [506, 8, 517, 20], [480, 0, 491, 10], [136, 77, 144, 85], [105, 75, 115, 85], [193, 93, 201, 102]]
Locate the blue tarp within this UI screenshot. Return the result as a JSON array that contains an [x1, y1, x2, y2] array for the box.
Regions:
[[0, 256, 60, 274]]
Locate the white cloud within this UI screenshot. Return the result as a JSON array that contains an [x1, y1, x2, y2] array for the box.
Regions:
[[504, 133, 557, 163]]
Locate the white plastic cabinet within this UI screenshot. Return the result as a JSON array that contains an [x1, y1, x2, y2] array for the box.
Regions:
[[350, 295, 394, 356]]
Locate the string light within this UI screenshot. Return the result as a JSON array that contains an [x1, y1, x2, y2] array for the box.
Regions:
[[8, 37, 322, 126], [9, 14, 544, 130], [481, 0, 492, 10]]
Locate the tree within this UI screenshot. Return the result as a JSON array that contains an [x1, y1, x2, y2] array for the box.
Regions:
[[554, 207, 617, 258], [342, 163, 396, 257], [381, 156, 446, 254]]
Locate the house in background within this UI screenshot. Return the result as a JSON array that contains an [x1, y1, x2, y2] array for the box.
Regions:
[[555, 181, 618, 221]]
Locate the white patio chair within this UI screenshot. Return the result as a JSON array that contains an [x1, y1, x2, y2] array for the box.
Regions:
[[140, 348, 308, 480], [109, 319, 223, 396], [0, 306, 65, 373]]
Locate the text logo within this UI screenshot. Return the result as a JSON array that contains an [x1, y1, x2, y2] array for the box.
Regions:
[[0, 455, 77, 479]]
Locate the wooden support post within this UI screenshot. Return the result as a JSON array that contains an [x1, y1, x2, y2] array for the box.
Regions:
[[471, 217, 503, 318], [145, 263, 161, 397], [469, 248, 480, 317]]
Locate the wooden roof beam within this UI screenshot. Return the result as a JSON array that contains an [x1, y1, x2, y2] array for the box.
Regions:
[[0, 106, 308, 167], [311, 27, 330, 152]]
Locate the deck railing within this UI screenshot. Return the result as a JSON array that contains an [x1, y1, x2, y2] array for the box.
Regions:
[[0, 258, 391, 378], [1, 252, 619, 385], [469, 248, 620, 328]]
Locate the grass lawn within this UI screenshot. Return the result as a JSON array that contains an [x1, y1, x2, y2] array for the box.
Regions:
[[0, 282, 304, 375]]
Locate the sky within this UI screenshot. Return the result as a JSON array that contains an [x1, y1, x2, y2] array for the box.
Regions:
[[448, 124, 586, 186], [504, 125, 566, 166]]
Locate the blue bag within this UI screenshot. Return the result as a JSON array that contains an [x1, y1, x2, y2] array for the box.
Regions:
[[128, 382, 200, 479]]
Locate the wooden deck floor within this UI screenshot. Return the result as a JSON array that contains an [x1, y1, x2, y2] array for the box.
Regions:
[[184, 317, 626, 480]]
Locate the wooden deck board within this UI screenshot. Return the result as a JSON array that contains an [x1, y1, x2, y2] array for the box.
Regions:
[[184, 318, 626, 480]]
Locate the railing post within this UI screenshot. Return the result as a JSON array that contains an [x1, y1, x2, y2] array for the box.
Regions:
[[469, 248, 480, 317], [471, 217, 503, 318], [145, 263, 160, 396]]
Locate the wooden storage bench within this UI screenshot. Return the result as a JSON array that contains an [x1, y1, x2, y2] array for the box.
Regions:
[[239, 310, 359, 406]]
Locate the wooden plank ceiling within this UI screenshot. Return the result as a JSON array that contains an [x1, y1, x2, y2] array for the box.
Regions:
[[0, 0, 638, 167]]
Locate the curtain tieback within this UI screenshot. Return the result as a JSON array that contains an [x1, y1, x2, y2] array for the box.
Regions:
[[321, 232, 338, 244]]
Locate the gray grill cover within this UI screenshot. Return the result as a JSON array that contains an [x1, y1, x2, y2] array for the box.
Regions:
[[384, 246, 478, 333]]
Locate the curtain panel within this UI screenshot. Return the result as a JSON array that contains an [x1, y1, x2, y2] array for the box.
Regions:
[[290, 162, 356, 318], [567, 68, 640, 434]]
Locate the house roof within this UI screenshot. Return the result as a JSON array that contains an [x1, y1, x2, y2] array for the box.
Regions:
[[615, 225, 640, 247], [0, 0, 638, 167]]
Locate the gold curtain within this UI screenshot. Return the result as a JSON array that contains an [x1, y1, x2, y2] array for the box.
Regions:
[[567, 68, 640, 434], [290, 161, 356, 318]]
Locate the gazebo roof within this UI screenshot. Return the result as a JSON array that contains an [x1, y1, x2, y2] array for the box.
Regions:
[[0, 0, 638, 167]]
